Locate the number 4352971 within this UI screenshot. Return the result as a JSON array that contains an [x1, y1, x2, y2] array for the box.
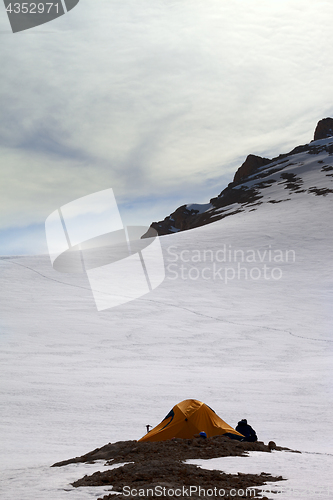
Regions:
[[5, 3, 60, 14]]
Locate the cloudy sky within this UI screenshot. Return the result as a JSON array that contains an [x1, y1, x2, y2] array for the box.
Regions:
[[1, 0, 333, 254]]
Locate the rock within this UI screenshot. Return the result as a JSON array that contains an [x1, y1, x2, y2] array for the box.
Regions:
[[142, 205, 207, 238], [233, 154, 271, 183], [72, 460, 285, 499], [313, 117, 333, 141]]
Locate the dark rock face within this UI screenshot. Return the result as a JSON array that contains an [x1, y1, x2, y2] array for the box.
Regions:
[[233, 154, 271, 183], [210, 184, 262, 209], [142, 205, 205, 238], [313, 117, 333, 141]]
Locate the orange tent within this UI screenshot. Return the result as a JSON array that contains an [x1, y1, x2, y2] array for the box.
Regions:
[[138, 399, 243, 442]]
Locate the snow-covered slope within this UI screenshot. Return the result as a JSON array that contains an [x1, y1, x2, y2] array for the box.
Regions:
[[0, 138, 332, 499]]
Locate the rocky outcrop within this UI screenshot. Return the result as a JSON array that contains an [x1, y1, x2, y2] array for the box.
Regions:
[[233, 154, 271, 183], [76, 462, 284, 500], [53, 436, 291, 468], [144, 205, 205, 237], [53, 436, 294, 500], [313, 117, 333, 141]]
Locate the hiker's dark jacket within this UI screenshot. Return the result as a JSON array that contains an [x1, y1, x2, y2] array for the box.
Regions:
[[235, 420, 258, 442]]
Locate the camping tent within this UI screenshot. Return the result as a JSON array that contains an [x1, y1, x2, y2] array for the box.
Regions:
[[138, 399, 244, 442]]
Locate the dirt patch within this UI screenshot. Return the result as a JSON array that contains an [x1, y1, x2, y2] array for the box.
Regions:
[[308, 186, 333, 196], [279, 172, 304, 193], [321, 165, 333, 172], [267, 199, 291, 204]]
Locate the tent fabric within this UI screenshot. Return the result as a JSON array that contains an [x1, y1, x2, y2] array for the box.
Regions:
[[138, 399, 244, 442]]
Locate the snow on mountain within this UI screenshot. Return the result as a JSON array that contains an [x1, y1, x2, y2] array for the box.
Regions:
[[186, 203, 213, 214], [0, 122, 333, 499], [146, 119, 333, 236]]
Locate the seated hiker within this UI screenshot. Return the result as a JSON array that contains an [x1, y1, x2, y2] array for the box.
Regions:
[[235, 419, 258, 442]]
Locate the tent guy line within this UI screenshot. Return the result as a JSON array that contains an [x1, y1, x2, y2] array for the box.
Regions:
[[0, 257, 92, 293], [140, 295, 333, 344], [1, 257, 331, 344]]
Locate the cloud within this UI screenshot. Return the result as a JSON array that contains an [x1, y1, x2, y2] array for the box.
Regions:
[[1, 0, 333, 253]]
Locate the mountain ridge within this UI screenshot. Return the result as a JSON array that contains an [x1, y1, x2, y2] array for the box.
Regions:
[[143, 117, 333, 238]]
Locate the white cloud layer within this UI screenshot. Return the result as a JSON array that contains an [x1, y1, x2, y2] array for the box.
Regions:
[[1, 0, 333, 253]]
